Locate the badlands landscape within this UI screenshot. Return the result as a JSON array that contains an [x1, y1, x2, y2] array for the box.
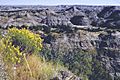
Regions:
[[0, 5, 120, 80]]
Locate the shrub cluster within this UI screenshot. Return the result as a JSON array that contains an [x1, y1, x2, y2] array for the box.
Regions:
[[7, 28, 43, 54], [0, 28, 43, 64], [0, 28, 61, 80]]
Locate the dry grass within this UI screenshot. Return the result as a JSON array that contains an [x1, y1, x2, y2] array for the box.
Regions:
[[5, 54, 61, 80]]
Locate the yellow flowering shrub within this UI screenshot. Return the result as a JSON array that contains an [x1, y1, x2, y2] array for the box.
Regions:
[[0, 28, 43, 64], [0, 38, 22, 64], [7, 28, 43, 54]]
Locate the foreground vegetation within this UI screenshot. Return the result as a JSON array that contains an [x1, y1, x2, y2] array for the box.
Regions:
[[0, 27, 113, 80], [0, 28, 62, 80]]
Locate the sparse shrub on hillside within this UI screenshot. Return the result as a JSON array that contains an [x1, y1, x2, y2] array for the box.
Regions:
[[40, 45, 96, 80], [41, 44, 111, 80], [90, 57, 112, 80], [62, 49, 93, 80]]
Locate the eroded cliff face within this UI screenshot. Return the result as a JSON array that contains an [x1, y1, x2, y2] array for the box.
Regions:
[[0, 6, 120, 29], [0, 5, 120, 80], [97, 32, 120, 80]]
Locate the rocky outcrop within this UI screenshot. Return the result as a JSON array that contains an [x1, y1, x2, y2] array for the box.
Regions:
[[94, 6, 120, 29], [51, 70, 81, 80], [97, 31, 120, 80]]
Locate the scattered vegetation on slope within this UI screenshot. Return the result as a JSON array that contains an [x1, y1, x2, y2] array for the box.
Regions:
[[41, 43, 112, 80], [0, 27, 113, 80]]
